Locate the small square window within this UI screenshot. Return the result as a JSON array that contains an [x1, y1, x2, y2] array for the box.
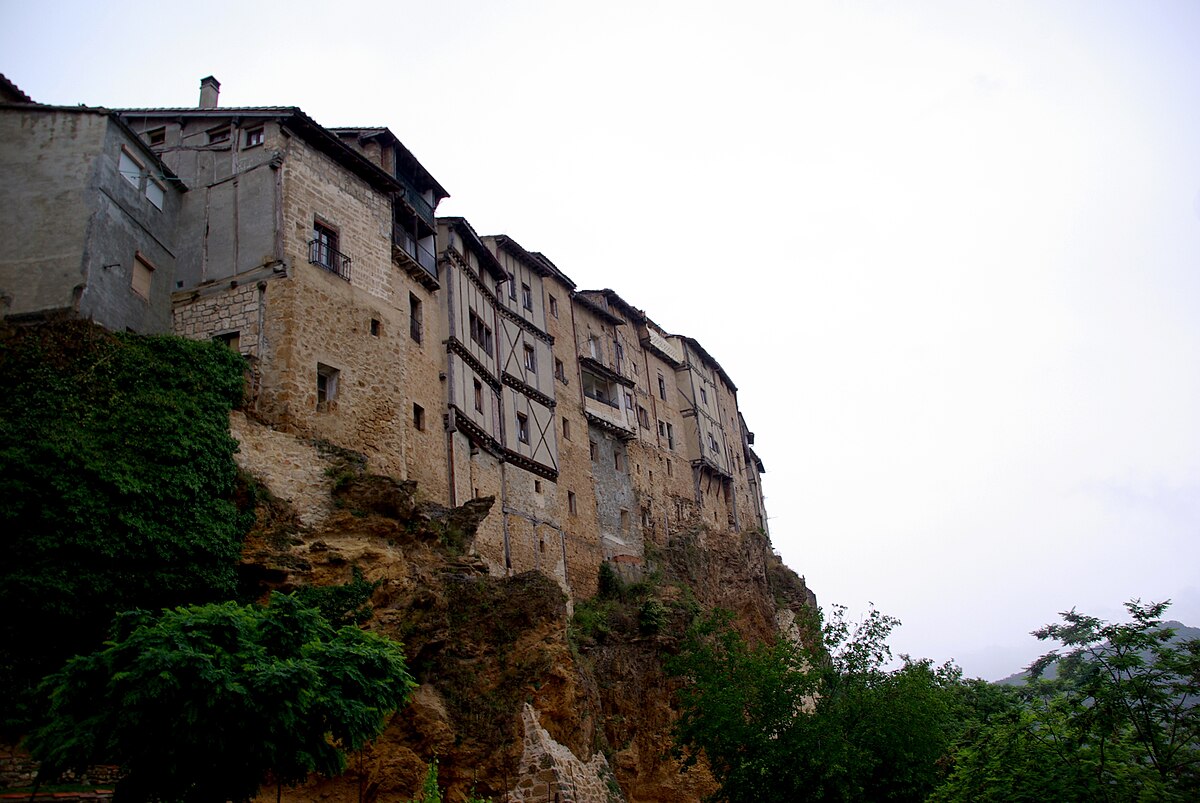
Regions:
[[244, 127, 264, 148], [568, 491, 578, 515], [146, 127, 166, 147], [517, 412, 529, 444], [370, 318, 381, 337], [413, 403, 425, 431], [213, 331, 240, 351], [549, 294, 558, 318], [208, 126, 230, 145], [131, 252, 154, 299], [316, 363, 339, 409]]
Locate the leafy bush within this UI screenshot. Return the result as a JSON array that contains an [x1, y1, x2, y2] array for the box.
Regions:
[[28, 594, 415, 802]]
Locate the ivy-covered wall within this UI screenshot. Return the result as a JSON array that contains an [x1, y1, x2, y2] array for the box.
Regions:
[[0, 320, 252, 729]]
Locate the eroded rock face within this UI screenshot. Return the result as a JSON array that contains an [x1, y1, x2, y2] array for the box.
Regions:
[[232, 416, 815, 803]]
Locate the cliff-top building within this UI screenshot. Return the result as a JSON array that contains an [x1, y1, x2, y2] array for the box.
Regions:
[[5, 74, 770, 602]]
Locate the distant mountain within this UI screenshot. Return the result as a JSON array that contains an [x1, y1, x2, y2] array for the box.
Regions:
[[995, 620, 1200, 686]]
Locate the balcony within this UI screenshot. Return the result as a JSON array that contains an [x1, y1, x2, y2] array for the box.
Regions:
[[393, 224, 438, 281], [308, 239, 351, 282], [397, 177, 435, 227]]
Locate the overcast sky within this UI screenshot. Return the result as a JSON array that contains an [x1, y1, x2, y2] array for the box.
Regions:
[[5, 0, 1198, 680]]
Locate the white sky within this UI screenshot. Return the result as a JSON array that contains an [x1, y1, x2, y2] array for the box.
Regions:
[[5, 0, 1199, 680]]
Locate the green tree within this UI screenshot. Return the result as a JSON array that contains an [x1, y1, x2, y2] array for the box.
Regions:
[[0, 322, 251, 727], [27, 593, 415, 802], [668, 606, 963, 802], [933, 600, 1200, 802]]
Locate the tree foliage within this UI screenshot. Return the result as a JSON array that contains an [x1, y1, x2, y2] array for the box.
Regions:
[[27, 593, 415, 802], [934, 600, 1200, 802], [0, 321, 251, 727], [668, 606, 965, 802]]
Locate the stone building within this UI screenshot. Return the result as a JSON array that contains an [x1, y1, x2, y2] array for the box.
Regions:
[[0, 77, 184, 332], [32, 73, 772, 602], [119, 77, 447, 482]]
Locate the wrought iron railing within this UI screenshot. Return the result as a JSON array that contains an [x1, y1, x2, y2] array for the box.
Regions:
[[308, 239, 351, 281]]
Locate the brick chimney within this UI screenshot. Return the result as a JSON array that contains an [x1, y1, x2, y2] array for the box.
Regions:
[[199, 76, 220, 109]]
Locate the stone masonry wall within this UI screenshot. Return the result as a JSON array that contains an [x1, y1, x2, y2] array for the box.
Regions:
[[508, 705, 622, 803]]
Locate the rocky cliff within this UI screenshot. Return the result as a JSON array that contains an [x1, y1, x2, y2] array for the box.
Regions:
[[232, 412, 816, 803]]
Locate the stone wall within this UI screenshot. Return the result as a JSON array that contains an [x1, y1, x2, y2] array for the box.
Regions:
[[508, 705, 622, 803]]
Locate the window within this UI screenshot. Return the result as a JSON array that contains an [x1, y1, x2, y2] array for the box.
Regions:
[[534, 480, 542, 493], [244, 127, 264, 147], [589, 440, 597, 461], [582, 371, 615, 406], [508, 272, 516, 300], [708, 432, 720, 453], [146, 127, 165, 147], [413, 403, 425, 431], [213, 331, 240, 351], [131, 252, 154, 299], [517, 412, 529, 444], [666, 459, 673, 477], [549, 294, 558, 318], [562, 418, 570, 439], [311, 221, 339, 270], [666, 422, 675, 450], [316, 363, 339, 409], [615, 340, 624, 369], [468, 309, 493, 356], [658, 373, 666, 400], [641, 508, 651, 528], [409, 293, 422, 343], [568, 491, 577, 515], [619, 509, 629, 531], [614, 452, 623, 472], [144, 177, 165, 210], [118, 149, 143, 188], [588, 335, 599, 359], [524, 343, 537, 372], [473, 379, 483, 413], [637, 405, 649, 428], [554, 358, 566, 384], [207, 126, 230, 145], [521, 283, 533, 311], [624, 392, 634, 410], [700, 387, 708, 405], [370, 318, 381, 337]]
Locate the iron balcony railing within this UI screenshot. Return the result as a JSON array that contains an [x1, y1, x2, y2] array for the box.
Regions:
[[583, 387, 620, 409], [396, 177, 435, 225], [308, 239, 351, 281], [393, 225, 437, 278]]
